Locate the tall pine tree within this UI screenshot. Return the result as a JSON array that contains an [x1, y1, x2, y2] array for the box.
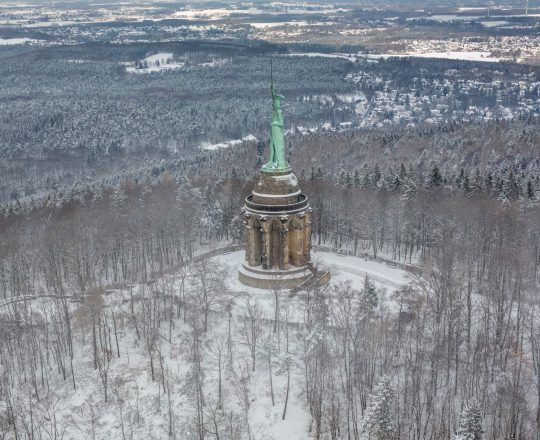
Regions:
[[454, 400, 484, 440], [362, 376, 395, 440]]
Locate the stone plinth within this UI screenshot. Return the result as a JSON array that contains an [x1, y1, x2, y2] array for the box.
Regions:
[[238, 263, 312, 290]]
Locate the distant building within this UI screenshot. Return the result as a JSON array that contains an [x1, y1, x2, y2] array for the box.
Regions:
[[239, 84, 313, 289]]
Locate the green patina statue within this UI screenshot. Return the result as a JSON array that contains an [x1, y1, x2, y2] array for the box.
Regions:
[[262, 85, 289, 172]]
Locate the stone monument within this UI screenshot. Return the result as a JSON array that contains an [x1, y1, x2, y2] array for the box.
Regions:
[[238, 83, 313, 289]]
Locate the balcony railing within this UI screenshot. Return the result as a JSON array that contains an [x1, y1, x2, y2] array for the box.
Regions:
[[245, 194, 309, 213]]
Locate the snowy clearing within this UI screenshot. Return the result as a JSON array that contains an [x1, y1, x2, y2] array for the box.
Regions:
[[0, 37, 41, 45], [200, 135, 257, 151], [126, 52, 185, 73], [402, 51, 501, 62], [214, 250, 408, 325], [249, 21, 310, 28], [287, 51, 502, 64]]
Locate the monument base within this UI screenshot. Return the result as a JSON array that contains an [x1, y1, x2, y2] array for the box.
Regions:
[[238, 263, 312, 290]]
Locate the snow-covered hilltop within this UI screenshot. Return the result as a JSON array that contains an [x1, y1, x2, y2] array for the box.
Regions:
[[0, 248, 409, 439], [1, 1, 540, 439]]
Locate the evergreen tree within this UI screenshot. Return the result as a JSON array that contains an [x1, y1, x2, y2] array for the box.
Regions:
[[495, 177, 504, 196], [362, 275, 378, 310], [229, 214, 244, 243], [526, 179, 535, 200], [456, 168, 465, 188], [454, 401, 484, 440], [337, 169, 347, 186], [372, 165, 382, 187], [380, 168, 396, 191], [402, 180, 417, 201], [353, 169, 361, 187], [399, 163, 407, 181], [359, 164, 370, 188], [462, 175, 471, 194], [471, 168, 483, 192], [428, 164, 443, 188], [362, 376, 395, 440], [392, 175, 401, 191], [204, 201, 224, 238], [111, 185, 128, 213], [345, 172, 353, 189], [310, 166, 317, 182], [256, 140, 265, 158], [501, 170, 519, 199]]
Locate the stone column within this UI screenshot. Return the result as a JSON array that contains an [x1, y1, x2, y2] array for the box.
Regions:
[[295, 218, 304, 266], [243, 218, 250, 262], [261, 219, 270, 270], [280, 216, 289, 270], [247, 216, 261, 266], [256, 221, 264, 266], [303, 211, 311, 262]]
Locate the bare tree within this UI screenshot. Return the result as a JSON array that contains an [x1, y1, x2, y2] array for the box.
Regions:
[[240, 298, 263, 372]]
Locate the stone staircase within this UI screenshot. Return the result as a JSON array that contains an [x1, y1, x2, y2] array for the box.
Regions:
[[290, 262, 331, 293]]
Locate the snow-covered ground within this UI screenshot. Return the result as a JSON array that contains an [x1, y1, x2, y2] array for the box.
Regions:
[[219, 249, 409, 324], [288, 50, 502, 64], [0, 37, 41, 45], [249, 21, 310, 29], [221, 251, 407, 294], [316, 251, 408, 289], [200, 135, 257, 151], [2, 250, 409, 439], [126, 52, 185, 73], [201, 250, 409, 438]]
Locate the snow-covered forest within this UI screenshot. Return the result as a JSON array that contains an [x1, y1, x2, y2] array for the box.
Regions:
[[1, 155, 540, 438], [1, 39, 539, 202], [2, 3, 540, 438]]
